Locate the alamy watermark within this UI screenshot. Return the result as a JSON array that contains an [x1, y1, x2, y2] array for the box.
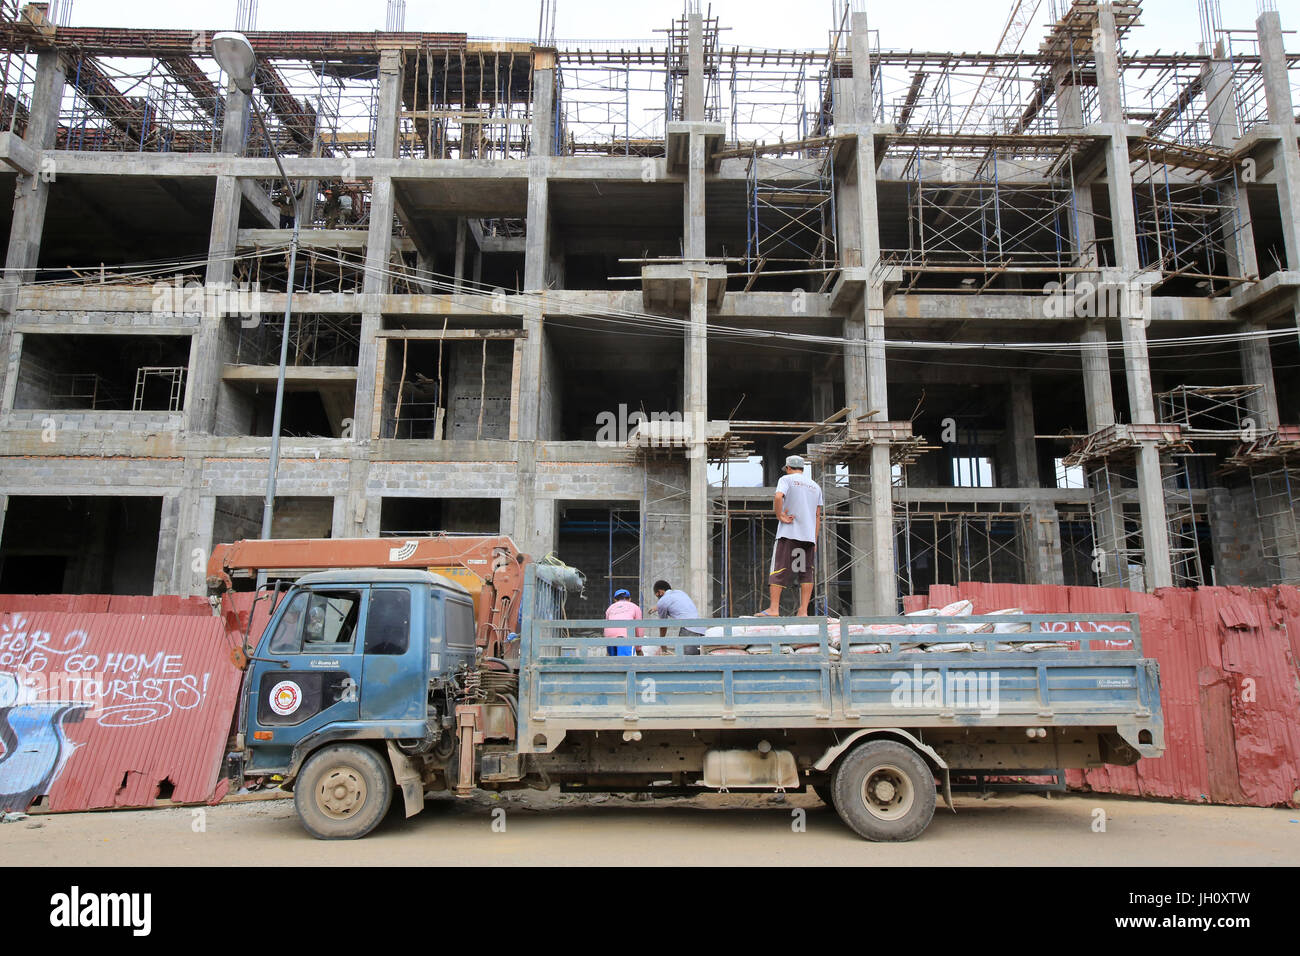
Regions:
[[595, 404, 708, 448], [151, 277, 265, 326], [1042, 277, 1152, 324], [889, 663, 1001, 717]]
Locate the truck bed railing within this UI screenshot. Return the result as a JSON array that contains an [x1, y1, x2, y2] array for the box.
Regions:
[[514, 566, 1161, 755], [517, 564, 1141, 659], [521, 614, 1139, 657]]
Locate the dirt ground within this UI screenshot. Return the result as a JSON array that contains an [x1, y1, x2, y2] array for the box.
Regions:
[[3, 789, 1296, 865]]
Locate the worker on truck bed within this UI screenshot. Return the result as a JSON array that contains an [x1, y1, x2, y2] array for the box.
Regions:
[[650, 579, 704, 655], [759, 454, 824, 618], [603, 588, 643, 657]]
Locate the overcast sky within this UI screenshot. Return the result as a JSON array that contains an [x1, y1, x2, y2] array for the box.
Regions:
[[64, 1, 1287, 54]]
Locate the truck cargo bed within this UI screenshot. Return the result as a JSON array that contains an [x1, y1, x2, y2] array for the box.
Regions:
[[516, 568, 1164, 758]]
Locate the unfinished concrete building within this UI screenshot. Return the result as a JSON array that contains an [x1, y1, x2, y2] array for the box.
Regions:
[[1, 0, 1298, 615]]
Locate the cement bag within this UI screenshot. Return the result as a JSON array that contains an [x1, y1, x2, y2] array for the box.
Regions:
[[937, 622, 994, 634], [985, 608, 1031, 634], [846, 643, 890, 654], [937, 599, 974, 616], [703, 622, 830, 640], [994, 641, 1071, 652], [844, 622, 936, 635], [921, 641, 978, 652]]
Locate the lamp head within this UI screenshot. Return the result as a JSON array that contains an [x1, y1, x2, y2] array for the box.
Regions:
[[212, 31, 257, 93]]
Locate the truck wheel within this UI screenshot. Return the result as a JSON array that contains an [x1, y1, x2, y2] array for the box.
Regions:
[[832, 740, 936, 842], [812, 782, 835, 808], [294, 744, 393, 840]]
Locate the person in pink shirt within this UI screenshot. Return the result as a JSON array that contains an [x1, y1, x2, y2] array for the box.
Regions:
[[603, 589, 644, 656]]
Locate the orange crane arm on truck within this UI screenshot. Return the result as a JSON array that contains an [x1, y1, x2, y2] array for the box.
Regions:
[[207, 536, 530, 660]]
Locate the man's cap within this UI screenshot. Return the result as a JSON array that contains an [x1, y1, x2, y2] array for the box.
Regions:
[[613, 588, 631, 599], [785, 454, 807, 469]]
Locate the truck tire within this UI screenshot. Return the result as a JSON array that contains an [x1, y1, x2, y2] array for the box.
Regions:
[[831, 740, 936, 842], [294, 743, 393, 840]]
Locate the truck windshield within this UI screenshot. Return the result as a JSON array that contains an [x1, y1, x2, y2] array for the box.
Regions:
[[267, 589, 362, 654]]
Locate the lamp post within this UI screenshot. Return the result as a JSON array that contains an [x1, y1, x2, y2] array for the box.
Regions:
[[211, 31, 302, 542]]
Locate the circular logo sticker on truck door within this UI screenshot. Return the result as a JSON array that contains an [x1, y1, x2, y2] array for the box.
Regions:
[[269, 680, 302, 716]]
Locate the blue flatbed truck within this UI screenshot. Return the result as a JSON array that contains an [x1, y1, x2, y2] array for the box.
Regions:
[[235, 564, 1164, 841]]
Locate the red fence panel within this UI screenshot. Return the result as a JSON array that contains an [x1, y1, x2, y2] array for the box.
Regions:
[[1, 609, 244, 812], [907, 583, 1300, 808]]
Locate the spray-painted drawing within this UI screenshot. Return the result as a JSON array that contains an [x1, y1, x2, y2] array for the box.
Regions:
[[0, 672, 89, 812]]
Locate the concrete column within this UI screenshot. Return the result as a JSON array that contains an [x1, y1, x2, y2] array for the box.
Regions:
[[686, 273, 710, 614], [354, 176, 394, 418], [373, 50, 404, 161], [186, 78, 251, 434], [355, 50, 404, 417], [1258, 11, 1300, 270], [330, 495, 352, 539], [343, 50, 405, 534], [1070, 182, 1099, 270], [204, 79, 250, 288], [1007, 374, 1038, 487], [0, 49, 63, 423], [1080, 323, 1115, 431], [512, 65, 557, 551], [842, 10, 896, 615], [3, 50, 65, 300], [531, 54, 556, 157], [686, 11, 704, 121], [168, 454, 214, 596], [453, 216, 468, 290], [679, 119, 710, 612], [1203, 47, 1258, 279], [1239, 321, 1280, 433], [674, 9, 712, 611], [1095, 4, 1171, 589], [152, 495, 183, 595], [1028, 505, 1065, 586]]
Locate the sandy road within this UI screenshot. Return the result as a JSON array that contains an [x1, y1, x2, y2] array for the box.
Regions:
[[3, 790, 1296, 865]]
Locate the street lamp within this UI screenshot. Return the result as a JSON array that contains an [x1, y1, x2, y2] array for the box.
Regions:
[[211, 32, 302, 542]]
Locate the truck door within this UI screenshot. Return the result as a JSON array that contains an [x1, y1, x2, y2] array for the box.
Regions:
[[245, 585, 366, 773], [359, 586, 425, 721]]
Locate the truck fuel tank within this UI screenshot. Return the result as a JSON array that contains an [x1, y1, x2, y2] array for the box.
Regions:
[[702, 748, 799, 789]]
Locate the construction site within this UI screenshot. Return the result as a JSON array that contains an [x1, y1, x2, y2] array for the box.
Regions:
[[0, 0, 1298, 619]]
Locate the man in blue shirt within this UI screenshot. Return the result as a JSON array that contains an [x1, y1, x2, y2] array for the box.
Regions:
[[651, 579, 704, 655]]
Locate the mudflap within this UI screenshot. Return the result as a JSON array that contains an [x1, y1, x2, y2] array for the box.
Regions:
[[386, 742, 425, 818], [941, 766, 955, 813]]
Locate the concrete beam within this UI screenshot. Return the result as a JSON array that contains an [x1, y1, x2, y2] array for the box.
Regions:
[[221, 364, 358, 386], [237, 228, 416, 252], [641, 263, 726, 311], [665, 122, 724, 174], [0, 130, 38, 175], [239, 179, 279, 228]]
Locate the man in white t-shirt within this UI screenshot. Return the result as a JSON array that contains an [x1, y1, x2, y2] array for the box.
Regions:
[[759, 455, 823, 617]]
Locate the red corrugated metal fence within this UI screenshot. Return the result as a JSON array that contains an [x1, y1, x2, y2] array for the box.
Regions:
[[1, 604, 244, 812], [905, 583, 1300, 808]]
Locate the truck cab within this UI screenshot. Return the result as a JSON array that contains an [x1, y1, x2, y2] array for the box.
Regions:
[[241, 568, 476, 838]]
